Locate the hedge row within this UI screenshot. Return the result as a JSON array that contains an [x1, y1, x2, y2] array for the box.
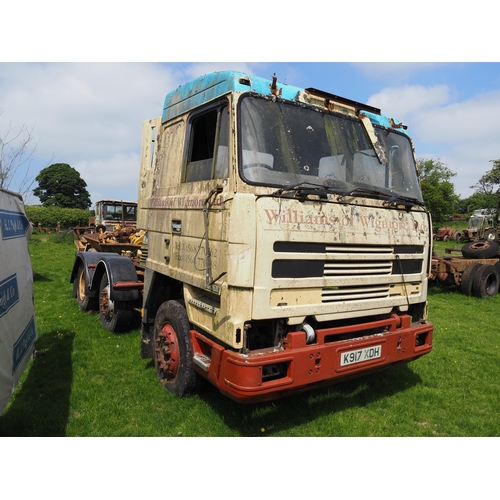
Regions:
[[25, 206, 92, 230]]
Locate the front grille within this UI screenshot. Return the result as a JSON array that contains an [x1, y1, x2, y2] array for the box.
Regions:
[[272, 243, 423, 279]]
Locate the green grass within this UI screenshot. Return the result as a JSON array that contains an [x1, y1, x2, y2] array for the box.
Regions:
[[1, 232, 499, 437]]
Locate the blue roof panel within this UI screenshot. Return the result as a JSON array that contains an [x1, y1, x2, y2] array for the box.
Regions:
[[161, 71, 409, 136], [162, 71, 301, 122]]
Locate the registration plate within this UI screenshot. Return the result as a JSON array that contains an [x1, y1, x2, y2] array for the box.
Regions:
[[340, 345, 382, 367]]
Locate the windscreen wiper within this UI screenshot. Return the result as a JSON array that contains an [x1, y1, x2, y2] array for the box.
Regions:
[[384, 194, 425, 210], [272, 181, 346, 199], [339, 187, 390, 201], [340, 188, 424, 211]]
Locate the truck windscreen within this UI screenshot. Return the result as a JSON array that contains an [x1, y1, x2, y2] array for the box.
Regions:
[[239, 94, 423, 202]]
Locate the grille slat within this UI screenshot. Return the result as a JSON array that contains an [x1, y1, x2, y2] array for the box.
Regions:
[[322, 285, 390, 302], [324, 261, 392, 275], [325, 245, 393, 254]]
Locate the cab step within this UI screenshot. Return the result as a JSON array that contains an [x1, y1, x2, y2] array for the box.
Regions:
[[193, 353, 211, 372]]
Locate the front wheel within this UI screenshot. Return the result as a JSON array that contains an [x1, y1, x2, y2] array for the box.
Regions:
[[99, 273, 134, 332], [153, 300, 201, 397]]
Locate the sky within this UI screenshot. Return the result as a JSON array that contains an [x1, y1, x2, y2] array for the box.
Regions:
[[1, 3, 499, 208], [1, 5, 497, 489], [3, 61, 500, 206]]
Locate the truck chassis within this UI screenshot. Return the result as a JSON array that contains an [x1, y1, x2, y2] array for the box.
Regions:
[[431, 243, 500, 297]]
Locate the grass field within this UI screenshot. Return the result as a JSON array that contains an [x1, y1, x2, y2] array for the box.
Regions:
[[1, 231, 499, 437]]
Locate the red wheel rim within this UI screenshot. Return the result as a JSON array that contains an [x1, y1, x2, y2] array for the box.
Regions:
[[155, 323, 179, 381]]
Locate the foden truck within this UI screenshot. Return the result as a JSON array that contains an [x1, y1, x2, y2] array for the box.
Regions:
[[71, 71, 433, 403]]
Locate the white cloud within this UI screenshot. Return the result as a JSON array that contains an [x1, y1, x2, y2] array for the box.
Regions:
[[415, 90, 500, 144], [1, 62, 267, 204], [352, 63, 449, 81], [1, 63, 179, 158], [0, 63, 186, 203], [4, 62, 499, 205], [367, 84, 452, 120], [367, 84, 500, 198], [73, 154, 142, 204], [182, 62, 255, 81]]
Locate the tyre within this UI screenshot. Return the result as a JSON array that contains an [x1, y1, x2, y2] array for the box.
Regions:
[[494, 260, 500, 278], [99, 273, 134, 332], [153, 300, 201, 397], [460, 263, 481, 296], [75, 262, 98, 311], [484, 229, 496, 241], [461, 240, 499, 259], [443, 235, 450, 242], [472, 264, 499, 298]]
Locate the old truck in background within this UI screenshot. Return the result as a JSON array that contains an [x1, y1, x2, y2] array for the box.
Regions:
[[73, 199, 141, 253], [70, 71, 433, 403], [93, 199, 137, 233]]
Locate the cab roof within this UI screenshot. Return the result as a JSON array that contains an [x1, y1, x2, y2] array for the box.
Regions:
[[161, 71, 408, 135]]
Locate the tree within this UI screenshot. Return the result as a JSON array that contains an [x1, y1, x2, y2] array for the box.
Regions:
[[456, 192, 497, 214], [417, 158, 459, 223], [33, 163, 92, 209], [0, 109, 38, 198], [470, 159, 500, 215]]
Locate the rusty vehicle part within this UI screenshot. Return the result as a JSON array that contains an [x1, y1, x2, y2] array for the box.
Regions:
[[70, 251, 143, 332], [99, 272, 135, 332], [73, 199, 138, 240], [431, 247, 500, 298], [71, 71, 433, 403], [154, 300, 201, 397], [434, 226, 456, 242], [80, 231, 142, 254], [189, 313, 431, 403], [461, 240, 499, 259], [449, 214, 467, 221]]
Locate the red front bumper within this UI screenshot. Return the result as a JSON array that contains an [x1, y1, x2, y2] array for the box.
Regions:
[[191, 314, 433, 403]]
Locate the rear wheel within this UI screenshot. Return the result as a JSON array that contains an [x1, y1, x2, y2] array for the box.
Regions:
[[494, 260, 500, 278], [460, 263, 481, 296], [75, 262, 98, 311], [99, 273, 134, 332], [153, 300, 200, 397], [472, 264, 499, 298]]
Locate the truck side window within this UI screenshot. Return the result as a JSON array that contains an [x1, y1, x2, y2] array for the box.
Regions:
[[184, 103, 229, 182]]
